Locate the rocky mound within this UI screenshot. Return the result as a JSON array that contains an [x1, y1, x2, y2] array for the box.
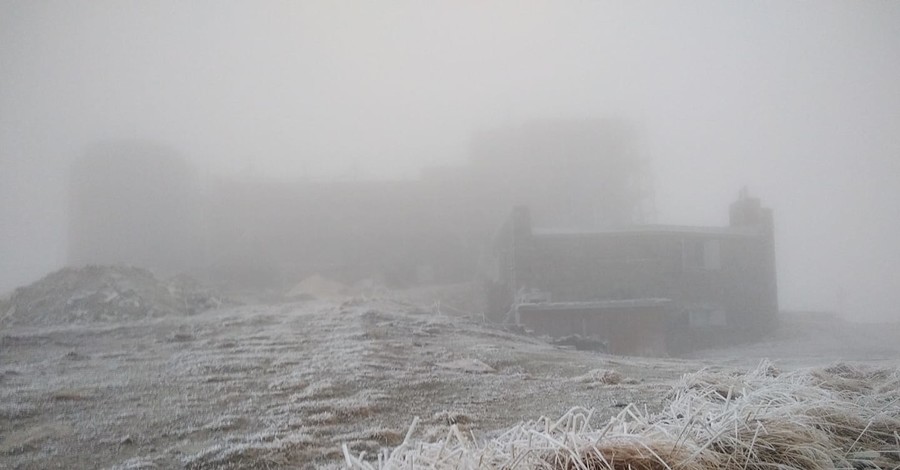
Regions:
[[0, 266, 226, 327]]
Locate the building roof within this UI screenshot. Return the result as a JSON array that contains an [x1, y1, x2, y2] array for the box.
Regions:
[[517, 298, 672, 312], [532, 224, 761, 238]]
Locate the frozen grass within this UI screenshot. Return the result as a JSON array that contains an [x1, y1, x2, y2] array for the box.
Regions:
[[570, 368, 624, 386], [0, 401, 38, 420], [343, 361, 900, 469], [181, 431, 317, 469], [433, 410, 475, 426], [48, 388, 96, 401], [7, 297, 897, 469]]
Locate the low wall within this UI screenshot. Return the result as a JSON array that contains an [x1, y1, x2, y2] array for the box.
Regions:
[[517, 303, 668, 356]]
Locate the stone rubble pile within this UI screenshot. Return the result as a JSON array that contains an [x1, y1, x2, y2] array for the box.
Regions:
[[0, 266, 227, 327]]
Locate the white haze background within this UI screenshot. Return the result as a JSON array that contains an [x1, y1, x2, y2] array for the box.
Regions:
[[1, 1, 899, 321]]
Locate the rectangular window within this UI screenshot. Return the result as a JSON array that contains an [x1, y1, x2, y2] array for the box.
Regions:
[[683, 238, 721, 271]]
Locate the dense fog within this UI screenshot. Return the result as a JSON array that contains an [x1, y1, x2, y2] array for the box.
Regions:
[[2, 1, 899, 321]]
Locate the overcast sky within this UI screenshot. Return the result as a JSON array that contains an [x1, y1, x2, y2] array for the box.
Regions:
[[2, 1, 899, 321]]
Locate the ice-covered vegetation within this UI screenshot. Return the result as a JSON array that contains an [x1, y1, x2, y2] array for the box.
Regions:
[[3, 272, 899, 468], [344, 362, 900, 469]]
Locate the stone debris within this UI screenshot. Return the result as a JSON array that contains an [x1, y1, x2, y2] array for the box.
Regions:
[[0, 265, 227, 327], [551, 334, 608, 351]]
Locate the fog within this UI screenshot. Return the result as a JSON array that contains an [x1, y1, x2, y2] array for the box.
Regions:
[[2, 1, 899, 322]]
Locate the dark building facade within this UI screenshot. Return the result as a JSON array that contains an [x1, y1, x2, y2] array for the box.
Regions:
[[200, 128, 645, 290], [468, 119, 651, 228], [203, 177, 477, 288], [517, 299, 670, 356], [65, 121, 669, 300], [489, 192, 778, 354]]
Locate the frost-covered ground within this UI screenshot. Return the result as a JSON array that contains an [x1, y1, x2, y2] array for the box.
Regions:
[[685, 313, 900, 370], [1, 298, 898, 469]]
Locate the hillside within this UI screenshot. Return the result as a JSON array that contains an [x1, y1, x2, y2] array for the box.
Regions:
[[2, 293, 898, 469]]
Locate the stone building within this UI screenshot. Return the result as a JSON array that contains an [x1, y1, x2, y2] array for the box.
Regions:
[[489, 191, 778, 354], [66, 120, 653, 293]]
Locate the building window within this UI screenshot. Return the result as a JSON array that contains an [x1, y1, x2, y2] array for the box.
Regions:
[[683, 239, 721, 271]]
